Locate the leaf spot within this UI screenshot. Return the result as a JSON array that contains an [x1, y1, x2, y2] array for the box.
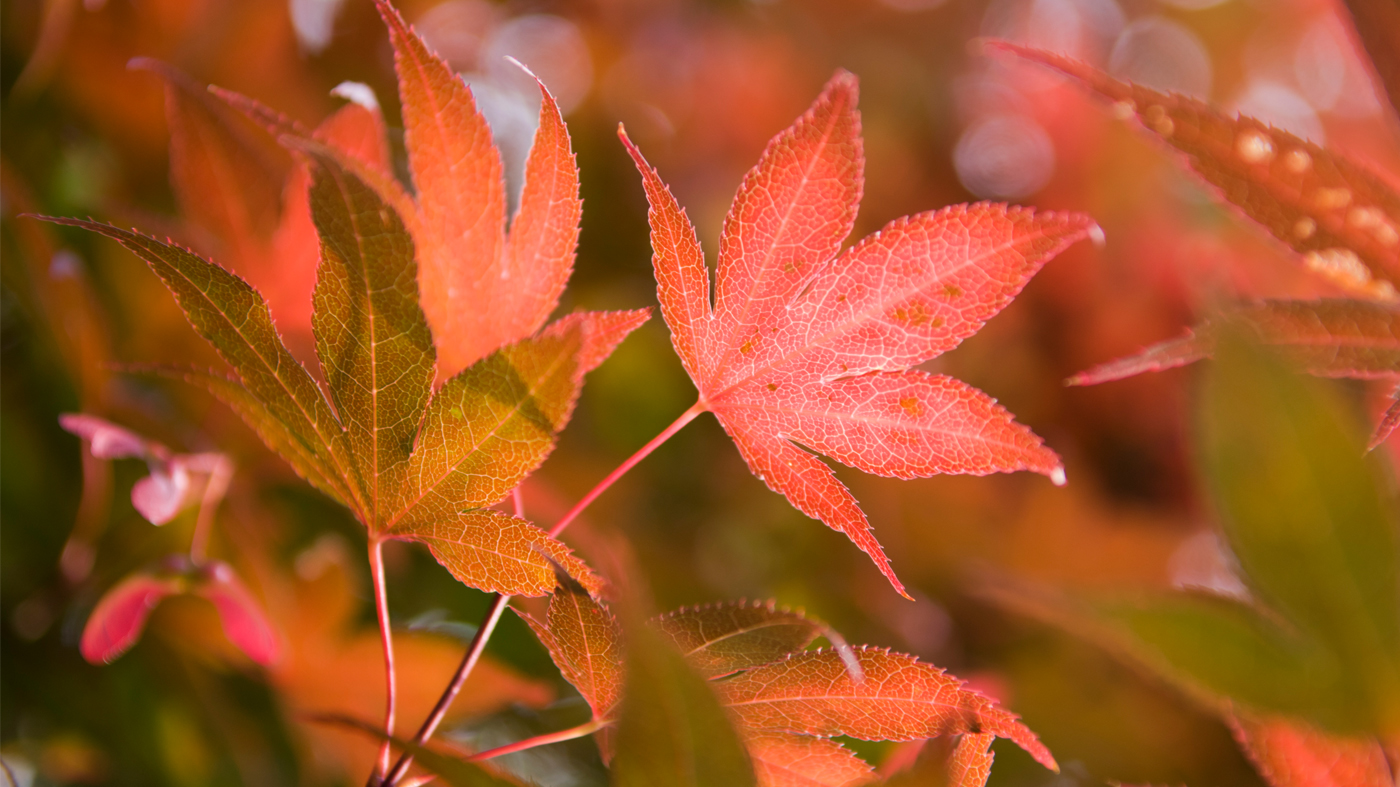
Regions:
[[1283, 149, 1311, 173], [767, 383, 778, 392], [1293, 217, 1316, 240], [899, 397, 922, 418]]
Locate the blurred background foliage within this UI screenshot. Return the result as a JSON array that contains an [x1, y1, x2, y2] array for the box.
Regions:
[[3, 0, 1398, 784]]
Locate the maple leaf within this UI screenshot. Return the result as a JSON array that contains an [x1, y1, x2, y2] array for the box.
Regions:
[[37, 143, 618, 597], [523, 594, 1054, 786], [987, 41, 1400, 299], [653, 600, 827, 679], [716, 646, 1055, 771], [621, 72, 1097, 596], [40, 3, 649, 600], [948, 733, 996, 787], [374, 0, 583, 377], [743, 734, 875, 787], [1229, 713, 1394, 787], [516, 581, 624, 722]]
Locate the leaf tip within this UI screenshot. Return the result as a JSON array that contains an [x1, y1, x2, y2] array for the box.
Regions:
[[1087, 222, 1106, 248], [1049, 465, 1067, 487]]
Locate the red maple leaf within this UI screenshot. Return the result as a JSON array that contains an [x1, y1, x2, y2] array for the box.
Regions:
[[621, 72, 1098, 596]]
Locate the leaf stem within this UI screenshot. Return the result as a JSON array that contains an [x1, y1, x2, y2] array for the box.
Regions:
[[548, 401, 705, 538], [368, 538, 398, 785], [381, 402, 705, 787], [467, 718, 607, 762]]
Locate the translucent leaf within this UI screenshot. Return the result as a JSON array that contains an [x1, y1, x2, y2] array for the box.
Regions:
[[716, 647, 1057, 772], [653, 600, 825, 679], [517, 582, 622, 719], [374, 0, 579, 375], [392, 509, 602, 598], [37, 218, 351, 505], [300, 140, 435, 528], [948, 733, 996, 787], [743, 733, 875, 787], [622, 74, 1095, 597]]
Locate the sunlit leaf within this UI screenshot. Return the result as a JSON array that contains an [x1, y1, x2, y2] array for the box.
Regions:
[[394, 509, 603, 598], [389, 327, 581, 528], [622, 72, 1095, 597], [300, 139, 435, 528], [517, 582, 623, 719], [374, 0, 580, 376], [743, 733, 875, 787], [131, 365, 346, 505], [38, 218, 354, 505], [653, 600, 825, 679], [1203, 334, 1400, 732], [716, 647, 1057, 772], [948, 733, 996, 787], [989, 41, 1400, 297], [80, 573, 184, 664]]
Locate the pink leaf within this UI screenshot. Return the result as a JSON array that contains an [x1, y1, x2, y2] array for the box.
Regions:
[[81, 573, 183, 664]]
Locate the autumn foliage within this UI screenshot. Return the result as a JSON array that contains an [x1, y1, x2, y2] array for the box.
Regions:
[[4, 0, 1400, 785]]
